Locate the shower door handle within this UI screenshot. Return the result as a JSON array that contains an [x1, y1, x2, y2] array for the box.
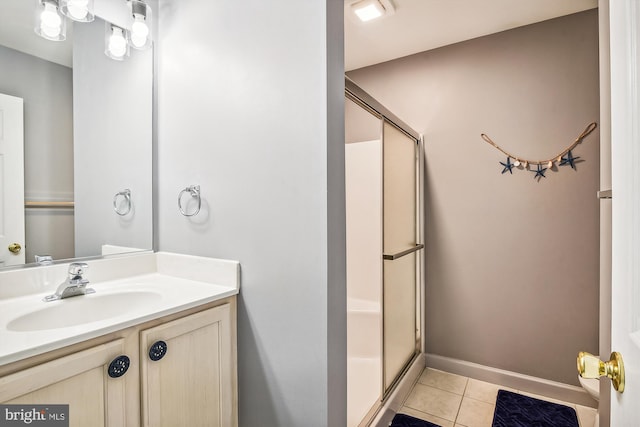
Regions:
[[383, 244, 424, 260]]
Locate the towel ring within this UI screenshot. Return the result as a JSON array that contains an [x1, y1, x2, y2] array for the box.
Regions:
[[113, 189, 132, 216], [178, 185, 201, 217]]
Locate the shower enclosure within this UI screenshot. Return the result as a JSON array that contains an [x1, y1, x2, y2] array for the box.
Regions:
[[345, 79, 424, 426]]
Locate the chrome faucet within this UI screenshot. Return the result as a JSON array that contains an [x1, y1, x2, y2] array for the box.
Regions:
[[43, 263, 95, 302]]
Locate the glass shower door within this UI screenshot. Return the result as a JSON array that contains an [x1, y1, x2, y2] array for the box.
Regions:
[[382, 120, 420, 393], [345, 79, 423, 421]]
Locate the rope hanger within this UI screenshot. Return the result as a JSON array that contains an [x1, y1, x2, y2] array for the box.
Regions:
[[480, 122, 597, 178]]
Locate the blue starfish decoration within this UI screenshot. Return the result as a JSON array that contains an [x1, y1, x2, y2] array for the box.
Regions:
[[560, 150, 580, 169], [500, 157, 514, 174], [531, 164, 547, 179]]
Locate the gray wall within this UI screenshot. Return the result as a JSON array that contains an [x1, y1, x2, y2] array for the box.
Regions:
[[348, 10, 600, 386], [0, 44, 74, 262], [156, 0, 345, 426], [73, 18, 153, 257]]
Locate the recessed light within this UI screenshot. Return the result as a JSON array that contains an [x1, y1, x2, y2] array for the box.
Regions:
[[351, 0, 385, 22]]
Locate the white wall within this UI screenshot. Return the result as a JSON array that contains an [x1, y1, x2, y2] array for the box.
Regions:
[[345, 140, 382, 304], [156, 0, 345, 425], [73, 18, 153, 257], [345, 139, 382, 426]]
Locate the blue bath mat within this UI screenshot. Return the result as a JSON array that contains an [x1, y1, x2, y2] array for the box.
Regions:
[[492, 390, 579, 427], [390, 413, 440, 427]]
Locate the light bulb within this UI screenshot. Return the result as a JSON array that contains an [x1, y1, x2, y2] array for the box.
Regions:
[[41, 21, 61, 38], [41, 3, 62, 28], [132, 16, 149, 38], [130, 33, 147, 48], [67, 0, 89, 20], [130, 14, 149, 48], [39, 2, 63, 39], [108, 27, 127, 58]]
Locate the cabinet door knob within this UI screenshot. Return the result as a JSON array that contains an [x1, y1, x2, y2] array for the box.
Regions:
[[149, 340, 168, 361], [108, 355, 130, 378]]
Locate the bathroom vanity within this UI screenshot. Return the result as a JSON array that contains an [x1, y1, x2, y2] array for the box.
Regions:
[[0, 252, 239, 426]]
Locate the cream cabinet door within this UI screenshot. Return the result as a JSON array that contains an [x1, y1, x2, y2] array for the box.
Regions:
[[0, 340, 129, 427], [140, 304, 237, 427]]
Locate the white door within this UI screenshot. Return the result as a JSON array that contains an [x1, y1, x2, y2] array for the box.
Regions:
[[0, 93, 25, 266], [609, 0, 640, 424]]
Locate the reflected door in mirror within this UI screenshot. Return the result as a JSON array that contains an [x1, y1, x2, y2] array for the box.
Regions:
[[0, 93, 25, 266]]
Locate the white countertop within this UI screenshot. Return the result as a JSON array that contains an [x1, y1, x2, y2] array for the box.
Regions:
[[0, 252, 240, 366]]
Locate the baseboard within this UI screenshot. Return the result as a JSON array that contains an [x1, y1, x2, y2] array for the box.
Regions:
[[370, 353, 426, 427], [425, 353, 598, 409]]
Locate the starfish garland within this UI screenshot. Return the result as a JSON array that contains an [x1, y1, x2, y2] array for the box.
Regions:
[[481, 122, 597, 180], [500, 157, 514, 174], [531, 164, 547, 179], [560, 150, 580, 169]]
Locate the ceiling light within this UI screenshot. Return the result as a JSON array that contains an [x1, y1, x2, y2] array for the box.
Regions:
[[351, 0, 385, 22]]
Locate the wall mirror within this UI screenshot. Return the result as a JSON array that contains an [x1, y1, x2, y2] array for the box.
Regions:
[[0, 0, 153, 269]]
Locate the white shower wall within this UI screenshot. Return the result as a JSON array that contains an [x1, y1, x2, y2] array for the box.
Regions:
[[345, 139, 382, 426]]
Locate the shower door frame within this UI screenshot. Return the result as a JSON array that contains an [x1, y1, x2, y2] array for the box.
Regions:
[[345, 77, 425, 411]]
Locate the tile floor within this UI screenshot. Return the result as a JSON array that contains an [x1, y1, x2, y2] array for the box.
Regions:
[[397, 368, 598, 427]]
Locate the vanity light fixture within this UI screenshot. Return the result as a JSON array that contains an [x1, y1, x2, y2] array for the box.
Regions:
[[35, 0, 66, 41], [60, 0, 94, 23], [127, 0, 152, 50], [35, 0, 150, 62], [105, 23, 129, 61]]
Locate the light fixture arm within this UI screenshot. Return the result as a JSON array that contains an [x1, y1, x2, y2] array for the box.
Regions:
[[130, 0, 148, 17]]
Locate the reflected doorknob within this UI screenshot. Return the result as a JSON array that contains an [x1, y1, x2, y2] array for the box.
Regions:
[[8, 243, 21, 254], [577, 351, 625, 393]]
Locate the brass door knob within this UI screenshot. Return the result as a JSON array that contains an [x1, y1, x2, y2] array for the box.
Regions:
[[577, 351, 625, 393], [8, 243, 21, 254]]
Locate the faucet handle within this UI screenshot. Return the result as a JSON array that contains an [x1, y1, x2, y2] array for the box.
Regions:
[[68, 262, 89, 277]]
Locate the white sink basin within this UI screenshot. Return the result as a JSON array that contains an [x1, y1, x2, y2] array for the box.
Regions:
[[0, 252, 240, 367], [7, 291, 163, 332]]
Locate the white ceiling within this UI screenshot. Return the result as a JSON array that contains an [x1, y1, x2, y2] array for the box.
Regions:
[[2, 1, 598, 70], [345, 0, 598, 71], [0, 0, 137, 68], [0, 0, 73, 67]]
